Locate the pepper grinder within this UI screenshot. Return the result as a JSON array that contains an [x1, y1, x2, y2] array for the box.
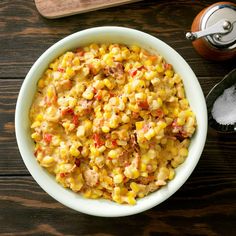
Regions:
[[186, 2, 236, 61]]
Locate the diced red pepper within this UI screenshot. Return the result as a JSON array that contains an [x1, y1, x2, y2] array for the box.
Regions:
[[58, 68, 65, 73], [92, 87, 97, 94], [60, 173, 66, 178], [61, 108, 74, 116], [93, 133, 104, 148], [44, 133, 52, 143], [95, 90, 102, 100], [112, 140, 117, 146], [138, 100, 149, 110], [129, 69, 137, 77], [149, 55, 157, 62], [72, 114, 79, 127]]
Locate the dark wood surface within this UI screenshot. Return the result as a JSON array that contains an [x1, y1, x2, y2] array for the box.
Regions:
[[0, 0, 235, 235]]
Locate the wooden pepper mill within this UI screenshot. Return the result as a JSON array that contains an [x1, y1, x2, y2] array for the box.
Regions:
[[186, 2, 236, 61]]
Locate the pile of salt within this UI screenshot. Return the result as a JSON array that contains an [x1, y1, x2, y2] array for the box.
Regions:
[[211, 84, 236, 125]]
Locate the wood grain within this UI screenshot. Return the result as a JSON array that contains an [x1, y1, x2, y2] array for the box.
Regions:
[[0, 176, 235, 235], [0, 0, 235, 78], [35, 0, 141, 19], [0, 0, 236, 235]]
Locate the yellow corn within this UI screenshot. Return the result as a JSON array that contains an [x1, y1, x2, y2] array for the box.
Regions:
[[130, 182, 140, 193], [113, 174, 123, 184]]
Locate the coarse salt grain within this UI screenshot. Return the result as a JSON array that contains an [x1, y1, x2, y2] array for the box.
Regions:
[[211, 84, 236, 125]]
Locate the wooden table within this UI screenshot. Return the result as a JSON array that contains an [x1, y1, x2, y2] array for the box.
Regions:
[[0, 0, 235, 235]]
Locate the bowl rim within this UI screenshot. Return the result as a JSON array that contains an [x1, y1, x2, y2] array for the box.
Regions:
[[15, 26, 207, 217]]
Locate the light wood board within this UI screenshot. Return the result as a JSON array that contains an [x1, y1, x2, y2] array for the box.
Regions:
[[35, 0, 141, 19]]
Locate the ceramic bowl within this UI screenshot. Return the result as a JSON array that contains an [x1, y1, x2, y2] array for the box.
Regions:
[[15, 26, 207, 217]]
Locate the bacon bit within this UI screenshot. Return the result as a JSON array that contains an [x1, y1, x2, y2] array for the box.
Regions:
[[44, 133, 52, 143], [138, 100, 149, 110], [93, 133, 104, 148], [156, 108, 164, 118], [74, 159, 80, 167], [61, 108, 74, 116], [88, 64, 98, 75], [147, 175, 155, 181], [64, 80, 72, 90], [143, 124, 149, 132], [164, 63, 172, 70], [60, 173, 66, 178], [34, 146, 42, 157], [33, 150, 37, 157], [58, 68, 65, 73], [172, 119, 181, 129], [112, 140, 117, 146], [72, 115, 79, 127], [166, 135, 177, 140], [76, 48, 85, 56], [132, 112, 139, 119], [52, 95, 57, 104], [84, 108, 92, 115], [109, 92, 115, 98]]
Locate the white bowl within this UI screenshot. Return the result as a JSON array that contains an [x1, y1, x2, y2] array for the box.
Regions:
[[15, 26, 207, 217]]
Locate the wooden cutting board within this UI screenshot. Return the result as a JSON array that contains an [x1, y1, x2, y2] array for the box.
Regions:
[[35, 0, 141, 19]]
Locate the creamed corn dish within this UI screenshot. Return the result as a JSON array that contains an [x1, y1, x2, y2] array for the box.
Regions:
[[30, 43, 196, 205]]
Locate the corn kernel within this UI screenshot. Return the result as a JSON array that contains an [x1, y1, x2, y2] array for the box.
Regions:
[[109, 116, 119, 129], [144, 128, 156, 140], [177, 117, 185, 126], [165, 69, 174, 78], [156, 64, 164, 73], [127, 195, 136, 205], [147, 149, 156, 159], [179, 148, 188, 157], [31, 121, 41, 128], [113, 174, 123, 184], [130, 182, 140, 193], [169, 168, 175, 180], [35, 114, 43, 122], [140, 163, 146, 172], [41, 155, 54, 167], [144, 59, 152, 67], [70, 144, 80, 155], [102, 125, 110, 133], [108, 149, 119, 159], [130, 45, 140, 53], [76, 126, 85, 137], [141, 154, 150, 164], [31, 132, 40, 141], [38, 79, 45, 89], [82, 90, 94, 100], [135, 121, 144, 130], [103, 78, 113, 89], [120, 114, 129, 123], [90, 146, 100, 156]]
